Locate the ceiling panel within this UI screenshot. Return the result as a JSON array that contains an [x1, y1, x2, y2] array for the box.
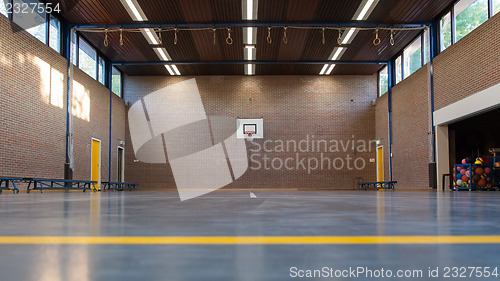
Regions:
[[45, 0, 458, 76]]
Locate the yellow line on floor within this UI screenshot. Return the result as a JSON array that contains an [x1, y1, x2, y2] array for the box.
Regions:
[[0, 236, 500, 245]]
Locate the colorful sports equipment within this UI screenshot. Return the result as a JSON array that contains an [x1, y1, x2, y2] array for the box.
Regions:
[[456, 174, 463, 180], [462, 159, 467, 164], [462, 176, 469, 183], [475, 167, 484, 175], [484, 167, 491, 174], [475, 157, 484, 164], [472, 174, 480, 182], [465, 170, 471, 178], [465, 157, 473, 164], [457, 166, 462, 172], [478, 179, 486, 187], [460, 169, 466, 175], [456, 180, 463, 186]]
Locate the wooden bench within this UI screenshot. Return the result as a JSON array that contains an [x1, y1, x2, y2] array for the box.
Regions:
[[102, 182, 139, 191], [0, 177, 22, 194], [25, 178, 98, 193], [358, 181, 397, 190]]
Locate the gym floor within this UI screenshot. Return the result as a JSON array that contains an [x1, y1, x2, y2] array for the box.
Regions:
[[1, 190, 500, 280]]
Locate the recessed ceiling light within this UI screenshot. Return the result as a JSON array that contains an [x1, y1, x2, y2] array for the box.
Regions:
[[356, 0, 376, 20], [171, 65, 181, 76], [244, 27, 257, 45], [341, 28, 356, 45], [153, 48, 170, 61], [244, 45, 256, 60], [325, 64, 336, 75], [143, 29, 160, 45], [319, 64, 329, 75], [245, 64, 255, 75], [330, 47, 346, 61], [242, 0, 258, 20], [120, 0, 147, 21], [164, 65, 175, 75]]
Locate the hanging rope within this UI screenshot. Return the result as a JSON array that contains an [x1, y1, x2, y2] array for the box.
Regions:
[[373, 29, 381, 46], [104, 28, 109, 47], [226, 27, 233, 45], [119, 28, 123, 46], [321, 28, 325, 45], [213, 27, 216, 45], [267, 27, 272, 44], [282, 26, 288, 44], [390, 30, 395, 46], [174, 28, 178, 45], [337, 29, 343, 45], [158, 29, 162, 44]]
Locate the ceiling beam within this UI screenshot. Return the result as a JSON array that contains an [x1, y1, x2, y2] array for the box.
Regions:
[[70, 21, 430, 29], [112, 60, 387, 66]]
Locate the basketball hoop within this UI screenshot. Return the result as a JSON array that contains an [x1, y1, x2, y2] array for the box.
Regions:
[[245, 131, 255, 138]]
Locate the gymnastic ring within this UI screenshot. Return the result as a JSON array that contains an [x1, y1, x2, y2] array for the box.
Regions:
[[226, 36, 233, 45], [373, 37, 381, 46]]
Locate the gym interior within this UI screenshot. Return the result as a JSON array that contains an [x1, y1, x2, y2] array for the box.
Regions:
[[1, 0, 500, 280]]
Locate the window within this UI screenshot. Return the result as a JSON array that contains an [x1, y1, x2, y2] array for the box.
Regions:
[[454, 0, 488, 42], [13, 0, 46, 44], [49, 15, 60, 53], [440, 12, 452, 51], [98, 57, 105, 85], [403, 36, 422, 78], [112, 66, 122, 97], [70, 30, 77, 65], [78, 37, 97, 79], [378, 66, 388, 97], [422, 29, 431, 65], [0, 1, 7, 16], [395, 56, 402, 84], [495, 0, 500, 15]]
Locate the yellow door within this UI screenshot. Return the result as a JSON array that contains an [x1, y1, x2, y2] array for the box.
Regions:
[[377, 146, 384, 182], [91, 139, 101, 191]]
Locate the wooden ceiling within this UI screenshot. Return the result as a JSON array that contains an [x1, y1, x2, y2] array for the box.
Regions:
[[47, 0, 456, 76]]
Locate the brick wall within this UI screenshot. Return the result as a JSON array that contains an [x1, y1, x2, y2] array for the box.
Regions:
[[374, 93, 390, 181], [124, 75, 378, 190], [434, 12, 500, 110], [0, 15, 125, 183], [391, 66, 432, 189], [375, 13, 500, 189]]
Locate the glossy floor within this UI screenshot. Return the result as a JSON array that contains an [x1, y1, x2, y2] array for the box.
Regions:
[[0, 190, 499, 280]]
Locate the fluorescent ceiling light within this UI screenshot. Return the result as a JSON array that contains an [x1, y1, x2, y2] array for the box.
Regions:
[[245, 64, 255, 75], [330, 47, 346, 61], [342, 28, 356, 44], [153, 48, 170, 61], [120, 0, 147, 21], [164, 65, 175, 75], [247, 0, 253, 19], [356, 0, 375, 20], [171, 65, 181, 76], [325, 64, 336, 75], [243, 27, 257, 45], [245, 45, 256, 60], [143, 29, 160, 45], [242, 0, 258, 20], [319, 64, 329, 75]]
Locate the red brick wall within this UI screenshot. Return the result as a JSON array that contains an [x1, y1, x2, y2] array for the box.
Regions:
[[434, 13, 500, 110], [124, 75, 378, 189], [375, 13, 500, 189], [375, 93, 390, 181], [391, 66, 432, 189], [0, 15, 125, 183]]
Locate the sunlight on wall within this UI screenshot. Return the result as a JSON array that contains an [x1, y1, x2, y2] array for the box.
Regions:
[[34, 56, 64, 108], [72, 80, 90, 122], [50, 68, 64, 108], [35, 57, 51, 104]]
